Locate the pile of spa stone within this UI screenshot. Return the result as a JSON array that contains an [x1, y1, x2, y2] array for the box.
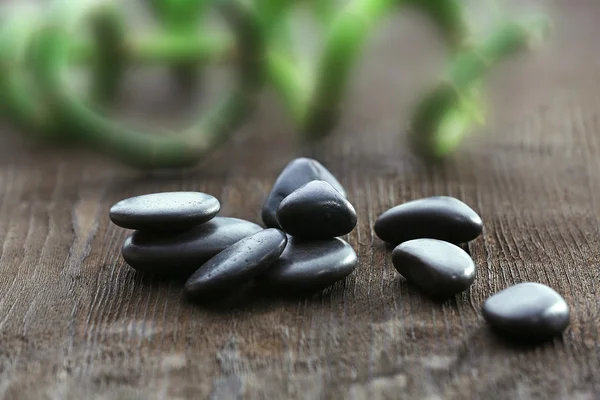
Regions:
[[375, 196, 570, 342], [109, 157, 570, 343], [109, 158, 359, 300]]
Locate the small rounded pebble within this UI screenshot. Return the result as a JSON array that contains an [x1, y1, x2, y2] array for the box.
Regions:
[[262, 157, 346, 228], [482, 282, 570, 341], [184, 228, 288, 298], [109, 191, 220, 231], [392, 239, 476, 298], [276, 180, 357, 239], [374, 196, 483, 245], [262, 237, 358, 294], [121, 217, 262, 278]]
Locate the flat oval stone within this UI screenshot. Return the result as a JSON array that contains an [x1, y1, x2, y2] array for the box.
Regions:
[[122, 217, 262, 278], [482, 282, 570, 341], [262, 157, 346, 228], [184, 228, 287, 297], [392, 239, 476, 298], [276, 180, 357, 239], [262, 237, 358, 294], [110, 191, 220, 231], [374, 196, 483, 245]]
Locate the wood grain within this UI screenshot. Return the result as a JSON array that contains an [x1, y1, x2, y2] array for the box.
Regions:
[[0, 0, 599, 398]]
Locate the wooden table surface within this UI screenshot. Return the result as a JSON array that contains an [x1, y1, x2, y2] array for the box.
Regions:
[[1, 0, 600, 398]]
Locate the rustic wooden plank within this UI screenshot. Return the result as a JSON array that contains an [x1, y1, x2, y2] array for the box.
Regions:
[[0, 0, 600, 398]]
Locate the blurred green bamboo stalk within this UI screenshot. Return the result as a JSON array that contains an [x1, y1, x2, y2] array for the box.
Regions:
[[409, 15, 551, 158], [29, 0, 265, 168]]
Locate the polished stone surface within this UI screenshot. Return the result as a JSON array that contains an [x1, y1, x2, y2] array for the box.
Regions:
[[262, 237, 358, 294], [184, 228, 287, 297], [262, 157, 346, 228], [276, 180, 357, 239], [121, 217, 262, 277], [392, 239, 476, 298], [483, 282, 570, 341], [110, 191, 220, 231], [374, 196, 483, 245]]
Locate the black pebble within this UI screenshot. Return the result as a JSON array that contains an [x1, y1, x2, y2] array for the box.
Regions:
[[262, 157, 346, 228], [392, 239, 476, 298], [374, 196, 483, 245], [262, 237, 358, 295], [121, 217, 262, 278], [184, 228, 287, 298], [110, 191, 220, 231], [276, 180, 357, 239], [482, 282, 570, 341]]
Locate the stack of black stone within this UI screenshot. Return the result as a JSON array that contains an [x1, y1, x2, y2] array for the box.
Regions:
[[109, 156, 571, 343], [109, 157, 359, 302], [375, 196, 570, 342]]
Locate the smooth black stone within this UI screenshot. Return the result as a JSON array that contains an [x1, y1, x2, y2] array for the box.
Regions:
[[276, 180, 357, 239], [110, 191, 220, 231], [374, 196, 483, 245], [392, 239, 476, 298], [261, 237, 358, 294], [482, 282, 570, 341], [184, 228, 287, 297], [262, 158, 346, 228], [121, 217, 262, 278]]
